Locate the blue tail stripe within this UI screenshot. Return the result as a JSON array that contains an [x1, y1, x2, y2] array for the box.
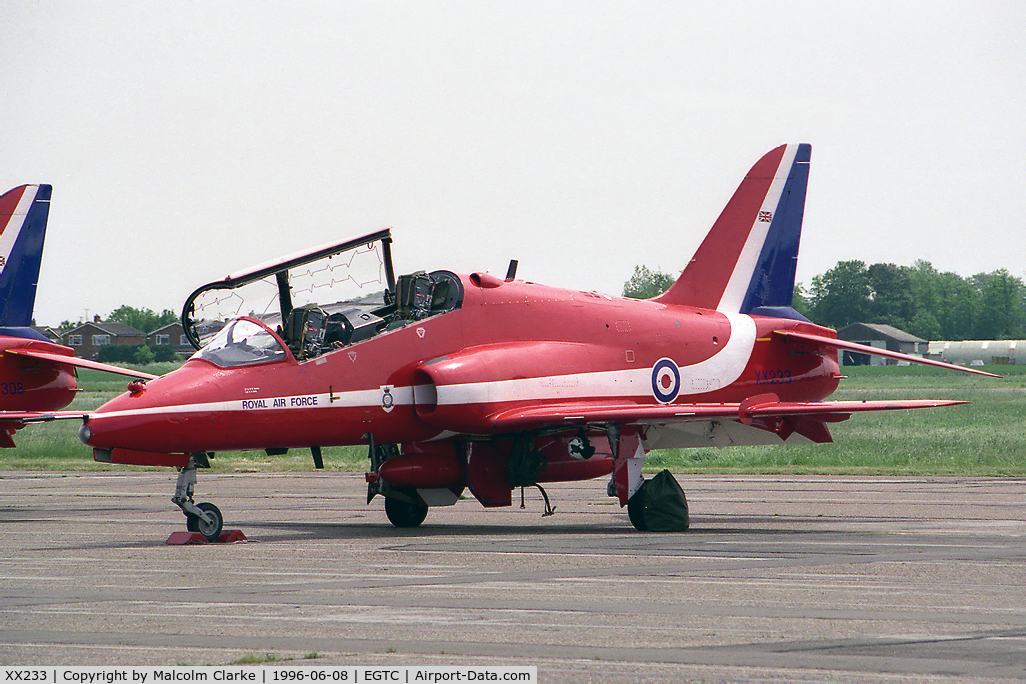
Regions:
[[740, 144, 811, 313], [0, 185, 52, 327]]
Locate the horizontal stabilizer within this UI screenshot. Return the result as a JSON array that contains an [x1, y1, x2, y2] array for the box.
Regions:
[[774, 329, 1002, 378], [738, 394, 969, 420], [5, 348, 159, 380]]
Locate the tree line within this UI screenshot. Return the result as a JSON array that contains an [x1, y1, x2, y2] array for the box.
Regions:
[[624, 261, 1026, 341], [56, 306, 181, 365], [58, 305, 178, 334]]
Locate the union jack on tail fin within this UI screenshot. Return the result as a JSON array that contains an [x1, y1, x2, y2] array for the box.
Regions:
[[654, 144, 811, 314]]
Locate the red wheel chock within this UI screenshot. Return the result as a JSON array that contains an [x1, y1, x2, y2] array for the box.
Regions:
[[165, 529, 247, 545]]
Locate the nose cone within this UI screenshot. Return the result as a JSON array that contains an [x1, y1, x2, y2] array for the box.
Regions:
[[83, 363, 225, 454]]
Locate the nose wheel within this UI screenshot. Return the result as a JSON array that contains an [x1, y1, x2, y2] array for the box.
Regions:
[[173, 455, 224, 542], [185, 501, 224, 541]]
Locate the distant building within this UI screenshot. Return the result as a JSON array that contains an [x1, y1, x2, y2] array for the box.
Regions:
[[927, 340, 1025, 366], [62, 318, 146, 360], [837, 323, 927, 366], [147, 322, 193, 358], [31, 326, 64, 344]]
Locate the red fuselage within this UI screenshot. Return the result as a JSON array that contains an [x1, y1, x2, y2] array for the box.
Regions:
[[82, 273, 840, 460], [0, 338, 78, 412]]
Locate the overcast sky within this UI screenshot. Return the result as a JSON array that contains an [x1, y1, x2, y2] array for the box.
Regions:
[[3, 1, 1023, 325]]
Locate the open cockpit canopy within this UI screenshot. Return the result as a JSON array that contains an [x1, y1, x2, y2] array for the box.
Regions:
[[182, 229, 463, 362]]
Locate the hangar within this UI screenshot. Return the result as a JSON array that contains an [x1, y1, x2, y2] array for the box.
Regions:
[[837, 323, 927, 366]]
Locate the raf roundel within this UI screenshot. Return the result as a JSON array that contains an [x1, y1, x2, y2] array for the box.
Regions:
[[651, 358, 681, 403]]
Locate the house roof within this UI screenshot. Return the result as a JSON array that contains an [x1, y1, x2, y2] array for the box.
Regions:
[[65, 321, 147, 337], [838, 322, 926, 344], [148, 322, 184, 335]]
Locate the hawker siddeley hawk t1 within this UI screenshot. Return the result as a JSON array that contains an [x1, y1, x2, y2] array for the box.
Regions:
[[20, 145, 996, 538]]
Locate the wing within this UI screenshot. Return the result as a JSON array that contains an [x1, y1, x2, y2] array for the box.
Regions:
[[485, 401, 743, 432], [483, 393, 968, 443], [5, 348, 159, 380]]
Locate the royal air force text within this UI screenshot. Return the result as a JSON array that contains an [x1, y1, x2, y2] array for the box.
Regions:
[[242, 396, 318, 410]]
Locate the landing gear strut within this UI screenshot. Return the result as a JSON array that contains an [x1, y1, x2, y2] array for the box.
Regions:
[[173, 454, 224, 542], [605, 424, 647, 531]]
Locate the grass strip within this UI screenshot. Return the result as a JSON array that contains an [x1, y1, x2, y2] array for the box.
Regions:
[[3, 364, 1023, 476]]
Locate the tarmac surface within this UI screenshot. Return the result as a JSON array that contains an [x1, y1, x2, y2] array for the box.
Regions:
[[1, 471, 1024, 681]]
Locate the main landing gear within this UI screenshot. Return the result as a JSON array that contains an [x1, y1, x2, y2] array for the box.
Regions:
[[173, 454, 224, 542], [367, 439, 431, 529], [606, 425, 689, 532], [626, 484, 649, 531], [384, 496, 428, 528]]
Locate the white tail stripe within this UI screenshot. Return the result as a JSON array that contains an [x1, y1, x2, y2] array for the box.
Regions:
[[0, 185, 38, 269], [716, 144, 800, 312]]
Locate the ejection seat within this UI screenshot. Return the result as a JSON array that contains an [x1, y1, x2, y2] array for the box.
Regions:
[[285, 304, 327, 360]]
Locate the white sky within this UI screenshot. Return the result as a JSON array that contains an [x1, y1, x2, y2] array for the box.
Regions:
[[2, 1, 1023, 325]]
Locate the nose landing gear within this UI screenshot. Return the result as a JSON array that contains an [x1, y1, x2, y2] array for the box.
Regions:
[[185, 501, 224, 541], [173, 454, 224, 542]]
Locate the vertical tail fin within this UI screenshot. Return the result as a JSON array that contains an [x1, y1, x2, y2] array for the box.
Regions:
[[0, 184, 52, 327], [653, 144, 811, 312]]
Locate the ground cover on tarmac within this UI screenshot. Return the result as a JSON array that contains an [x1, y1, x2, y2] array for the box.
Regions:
[[1, 473, 1023, 680]]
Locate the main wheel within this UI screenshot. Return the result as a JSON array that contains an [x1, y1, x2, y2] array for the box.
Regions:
[[384, 497, 428, 528], [186, 502, 224, 542], [627, 484, 648, 531]]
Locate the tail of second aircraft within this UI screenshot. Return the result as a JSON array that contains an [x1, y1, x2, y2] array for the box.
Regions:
[[0, 184, 52, 327], [653, 144, 810, 314]]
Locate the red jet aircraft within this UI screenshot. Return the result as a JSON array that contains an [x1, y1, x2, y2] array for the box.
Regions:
[[0, 185, 156, 445], [35, 145, 995, 538]]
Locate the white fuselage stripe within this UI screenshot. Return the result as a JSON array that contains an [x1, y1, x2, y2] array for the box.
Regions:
[[92, 314, 757, 420], [91, 386, 413, 420], [434, 312, 756, 405]]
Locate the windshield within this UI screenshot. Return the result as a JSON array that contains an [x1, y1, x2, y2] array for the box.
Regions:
[[190, 318, 288, 368]]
